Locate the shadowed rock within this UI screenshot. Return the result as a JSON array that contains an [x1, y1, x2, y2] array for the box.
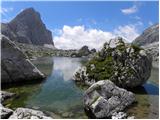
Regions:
[[1, 35, 45, 84]]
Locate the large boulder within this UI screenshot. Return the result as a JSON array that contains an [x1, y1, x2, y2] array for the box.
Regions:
[[74, 37, 152, 88], [9, 108, 52, 119], [84, 80, 135, 118], [1, 35, 45, 84], [1, 7, 54, 48]]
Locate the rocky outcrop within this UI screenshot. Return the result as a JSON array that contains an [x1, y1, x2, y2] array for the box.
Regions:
[[1, 8, 54, 47], [0, 91, 52, 119], [133, 24, 159, 46], [1, 35, 45, 84], [71, 45, 96, 57], [84, 80, 135, 118], [74, 37, 152, 88], [15, 42, 77, 59], [9, 108, 52, 119]]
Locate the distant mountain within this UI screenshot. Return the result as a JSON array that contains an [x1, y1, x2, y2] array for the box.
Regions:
[[133, 23, 159, 46], [1, 8, 54, 48], [133, 23, 159, 67]]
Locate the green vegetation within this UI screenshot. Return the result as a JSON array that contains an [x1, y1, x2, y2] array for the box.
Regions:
[[131, 44, 143, 53], [82, 39, 142, 86]]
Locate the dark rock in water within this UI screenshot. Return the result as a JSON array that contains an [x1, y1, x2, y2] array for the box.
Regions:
[[1, 35, 45, 84], [0, 104, 13, 119], [9, 108, 52, 119], [0, 91, 16, 103], [78, 45, 91, 56], [71, 45, 95, 57], [74, 37, 152, 88], [90, 48, 96, 53], [1, 8, 54, 48], [133, 24, 159, 46], [84, 80, 135, 118]]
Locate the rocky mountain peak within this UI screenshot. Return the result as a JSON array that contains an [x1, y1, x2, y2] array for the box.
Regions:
[[1, 7, 54, 47]]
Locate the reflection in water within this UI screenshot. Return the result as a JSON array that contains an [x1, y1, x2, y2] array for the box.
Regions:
[[27, 57, 88, 118], [3, 57, 159, 119]]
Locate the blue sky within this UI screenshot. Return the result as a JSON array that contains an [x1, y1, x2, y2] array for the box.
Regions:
[[1, 1, 159, 49]]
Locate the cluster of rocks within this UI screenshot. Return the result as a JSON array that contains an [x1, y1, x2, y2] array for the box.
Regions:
[[0, 91, 52, 119], [15, 42, 77, 59], [71, 45, 96, 57], [73, 37, 152, 119]]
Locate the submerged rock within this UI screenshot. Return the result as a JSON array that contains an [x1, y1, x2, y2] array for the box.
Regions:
[[0, 91, 16, 103], [74, 37, 152, 88], [1, 35, 45, 84], [84, 80, 135, 118], [111, 112, 127, 119], [9, 108, 52, 119]]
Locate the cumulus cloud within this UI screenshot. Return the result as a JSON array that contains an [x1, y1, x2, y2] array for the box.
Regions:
[[114, 24, 139, 42], [0, 7, 13, 15], [53, 24, 140, 50], [121, 5, 138, 15], [54, 25, 115, 50]]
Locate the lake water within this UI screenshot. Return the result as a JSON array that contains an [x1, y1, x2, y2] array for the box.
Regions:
[[3, 57, 159, 119]]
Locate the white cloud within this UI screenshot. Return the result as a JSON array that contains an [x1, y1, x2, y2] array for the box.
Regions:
[[53, 25, 115, 50], [114, 24, 139, 42], [121, 5, 138, 15], [0, 7, 13, 15], [53, 24, 140, 50]]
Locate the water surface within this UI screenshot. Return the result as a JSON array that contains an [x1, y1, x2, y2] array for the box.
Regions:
[[3, 57, 159, 119]]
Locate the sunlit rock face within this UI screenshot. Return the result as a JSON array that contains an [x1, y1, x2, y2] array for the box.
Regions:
[[84, 80, 135, 118], [1, 8, 54, 46], [1, 35, 45, 84], [74, 37, 152, 88]]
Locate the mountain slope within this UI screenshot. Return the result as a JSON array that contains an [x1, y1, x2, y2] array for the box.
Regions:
[[133, 24, 159, 46]]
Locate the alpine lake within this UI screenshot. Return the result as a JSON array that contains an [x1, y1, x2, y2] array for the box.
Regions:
[[3, 57, 159, 119]]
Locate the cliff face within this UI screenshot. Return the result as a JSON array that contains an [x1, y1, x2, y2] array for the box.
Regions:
[[1, 8, 54, 47], [133, 24, 159, 46]]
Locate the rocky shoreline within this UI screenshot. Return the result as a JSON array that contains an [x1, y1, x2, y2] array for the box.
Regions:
[[0, 91, 52, 119]]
